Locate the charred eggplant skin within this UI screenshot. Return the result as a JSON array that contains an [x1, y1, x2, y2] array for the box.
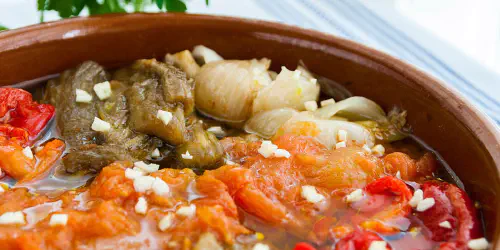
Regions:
[[43, 60, 203, 173], [44, 61, 108, 147], [125, 79, 187, 145], [177, 123, 224, 170]]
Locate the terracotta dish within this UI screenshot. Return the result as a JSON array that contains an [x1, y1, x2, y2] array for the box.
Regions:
[[0, 13, 498, 247]]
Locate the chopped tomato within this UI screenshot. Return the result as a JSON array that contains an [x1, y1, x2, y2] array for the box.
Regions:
[[194, 174, 239, 218], [383, 152, 417, 180], [415, 153, 438, 178], [89, 161, 135, 201], [214, 135, 411, 243], [0, 188, 49, 214], [311, 216, 337, 243], [65, 200, 141, 238], [207, 165, 291, 227], [383, 152, 437, 181], [0, 163, 253, 249]]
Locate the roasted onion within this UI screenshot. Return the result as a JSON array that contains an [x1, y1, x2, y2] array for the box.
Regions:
[[244, 108, 298, 138], [192, 45, 224, 65], [195, 59, 272, 125], [278, 112, 375, 148], [252, 67, 320, 114], [314, 96, 386, 121]]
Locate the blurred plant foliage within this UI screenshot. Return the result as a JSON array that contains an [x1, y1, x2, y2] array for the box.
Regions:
[[38, 0, 209, 22], [0, 25, 7, 31]]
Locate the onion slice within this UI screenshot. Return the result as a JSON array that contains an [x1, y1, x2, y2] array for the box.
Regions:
[[192, 45, 224, 65], [278, 112, 375, 148], [252, 66, 320, 114], [314, 96, 386, 122], [195, 59, 272, 125], [244, 108, 298, 138]]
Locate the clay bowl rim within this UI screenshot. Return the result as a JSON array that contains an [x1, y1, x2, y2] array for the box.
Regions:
[[0, 12, 499, 244]]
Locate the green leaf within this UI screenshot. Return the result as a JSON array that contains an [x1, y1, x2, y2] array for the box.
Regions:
[[37, 0, 47, 22], [36, 0, 200, 21], [37, 0, 47, 11], [205, 0, 209, 5], [72, 0, 87, 16], [105, 0, 126, 13], [85, 0, 124, 15], [47, 0, 74, 18], [165, 0, 187, 12], [133, 0, 145, 12], [156, 0, 164, 10], [0, 25, 8, 31]]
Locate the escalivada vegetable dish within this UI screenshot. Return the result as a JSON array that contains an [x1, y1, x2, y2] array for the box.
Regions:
[[0, 45, 490, 250]]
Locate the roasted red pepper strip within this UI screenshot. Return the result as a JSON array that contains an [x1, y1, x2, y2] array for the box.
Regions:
[[0, 88, 32, 117], [0, 136, 34, 180], [416, 181, 482, 249], [357, 176, 413, 233], [335, 230, 390, 250], [0, 124, 29, 146], [0, 126, 65, 181], [18, 139, 66, 183], [0, 88, 55, 142], [294, 242, 317, 250]]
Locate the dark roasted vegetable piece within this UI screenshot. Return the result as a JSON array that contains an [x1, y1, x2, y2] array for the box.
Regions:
[[126, 79, 187, 145], [97, 87, 164, 160], [131, 59, 195, 115], [63, 144, 136, 173], [177, 123, 224, 170], [43, 63, 139, 173], [165, 50, 200, 79], [43, 61, 108, 146], [96, 80, 129, 128]]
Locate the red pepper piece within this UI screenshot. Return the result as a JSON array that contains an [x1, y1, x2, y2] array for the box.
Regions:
[[335, 230, 390, 250], [294, 242, 317, 250], [416, 181, 482, 248], [0, 124, 29, 146], [0, 88, 55, 141], [0, 88, 32, 117], [365, 176, 413, 200], [9, 102, 54, 140], [356, 176, 413, 233]]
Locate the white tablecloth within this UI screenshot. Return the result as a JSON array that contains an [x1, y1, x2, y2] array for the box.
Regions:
[[1, 0, 499, 124]]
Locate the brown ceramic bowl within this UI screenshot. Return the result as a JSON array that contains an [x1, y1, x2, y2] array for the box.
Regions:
[[0, 13, 499, 246]]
